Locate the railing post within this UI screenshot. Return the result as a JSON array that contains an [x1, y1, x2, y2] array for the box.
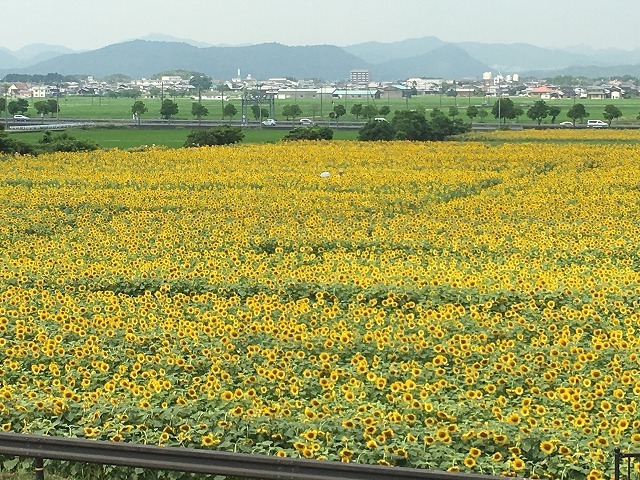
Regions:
[[614, 447, 621, 480], [34, 457, 45, 480]]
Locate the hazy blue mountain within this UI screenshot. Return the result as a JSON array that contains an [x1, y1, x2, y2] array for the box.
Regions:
[[562, 45, 640, 66], [13, 40, 371, 80], [375, 44, 490, 80], [343, 36, 445, 64], [136, 34, 215, 48], [525, 64, 640, 79], [13, 44, 76, 62], [456, 42, 597, 72], [3, 36, 640, 80], [0, 48, 18, 69]]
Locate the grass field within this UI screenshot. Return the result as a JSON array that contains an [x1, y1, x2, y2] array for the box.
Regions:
[[9, 126, 359, 149], [12, 94, 640, 125]]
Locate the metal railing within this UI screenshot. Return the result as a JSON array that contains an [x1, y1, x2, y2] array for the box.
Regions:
[[614, 448, 640, 480], [0, 432, 518, 480]]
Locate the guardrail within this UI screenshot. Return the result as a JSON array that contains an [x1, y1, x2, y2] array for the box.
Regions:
[[0, 432, 518, 480], [614, 448, 640, 480], [8, 122, 96, 132]]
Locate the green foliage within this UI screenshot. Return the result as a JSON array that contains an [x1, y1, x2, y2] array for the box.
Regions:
[[548, 105, 561, 123], [527, 100, 550, 125], [131, 101, 148, 123], [0, 128, 36, 154], [378, 105, 391, 116], [332, 104, 346, 120], [184, 126, 244, 147], [491, 98, 517, 123], [429, 111, 470, 140], [223, 103, 237, 119], [38, 131, 98, 152], [189, 73, 212, 102], [282, 126, 333, 141], [191, 102, 209, 120], [350, 104, 363, 119], [361, 104, 378, 119], [603, 104, 622, 125], [391, 110, 433, 140], [357, 120, 395, 141], [159, 99, 179, 120], [360, 110, 470, 142], [282, 104, 303, 120], [8, 98, 29, 115], [466, 105, 479, 121], [567, 103, 589, 124]]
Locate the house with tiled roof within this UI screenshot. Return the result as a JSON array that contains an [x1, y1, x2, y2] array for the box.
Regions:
[[529, 85, 563, 99]]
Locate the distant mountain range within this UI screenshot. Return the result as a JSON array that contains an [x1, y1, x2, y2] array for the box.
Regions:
[[2, 35, 640, 80]]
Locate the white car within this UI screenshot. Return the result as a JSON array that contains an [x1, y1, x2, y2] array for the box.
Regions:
[[374, 117, 388, 122], [261, 118, 276, 126], [586, 119, 608, 128], [559, 121, 574, 128], [299, 118, 314, 125], [13, 114, 30, 121]]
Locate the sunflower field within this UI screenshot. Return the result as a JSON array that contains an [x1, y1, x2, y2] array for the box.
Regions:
[[1, 135, 640, 479]]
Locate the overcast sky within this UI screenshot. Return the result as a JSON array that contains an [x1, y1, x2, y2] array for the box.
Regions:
[[4, 0, 640, 52]]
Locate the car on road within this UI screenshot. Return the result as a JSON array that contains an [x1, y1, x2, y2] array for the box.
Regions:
[[586, 119, 608, 128], [559, 121, 574, 128], [13, 114, 30, 121], [298, 118, 314, 125], [374, 117, 388, 122], [261, 118, 277, 126]]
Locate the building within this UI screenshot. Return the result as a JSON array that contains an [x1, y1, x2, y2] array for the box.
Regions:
[[276, 88, 321, 100], [350, 70, 370, 84], [332, 88, 381, 100], [31, 85, 47, 98]]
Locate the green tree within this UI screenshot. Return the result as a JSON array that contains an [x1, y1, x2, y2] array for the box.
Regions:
[[8, 99, 29, 115], [548, 106, 561, 123], [223, 103, 237, 120], [603, 104, 622, 126], [466, 105, 479, 122], [0, 128, 35, 154], [46, 99, 59, 117], [514, 106, 524, 122], [160, 99, 179, 121], [131, 100, 148, 125], [184, 126, 244, 147], [191, 102, 209, 122], [189, 74, 212, 103], [283, 126, 333, 141], [282, 104, 303, 120], [391, 110, 433, 141], [358, 120, 395, 141], [378, 105, 391, 117], [526, 100, 550, 125], [34, 101, 49, 118], [361, 105, 378, 119], [448, 106, 459, 119], [251, 105, 261, 120], [0, 98, 5, 113], [350, 104, 363, 120], [429, 109, 470, 140], [39, 131, 97, 152], [332, 105, 346, 125], [491, 98, 517, 124], [566, 103, 589, 125], [477, 109, 488, 123]]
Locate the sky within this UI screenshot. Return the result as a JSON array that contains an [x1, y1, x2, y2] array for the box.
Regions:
[[3, 0, 640, 52]]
